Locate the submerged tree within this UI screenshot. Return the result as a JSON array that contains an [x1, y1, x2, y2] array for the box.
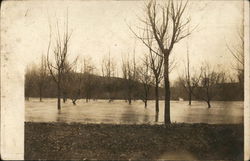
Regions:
[[25, 64, 37, 101], [82, 57, 96, 102], [179, 40, 199, 106], [37, 54, 48, 102], [226, 30, 244, 98], [60, 60, 78, 103], [144, 27, 164, 117], [179, 68, 200, 106], [138, 56, 153, 108], [102, 52, 116, 102], [67, 60, 84, 105], [183, 36, 192, 105], [131, 0, 191, 124], [121, 54, 138, 105], [46, 16, 76, 110], [194, 63, 225, 108]]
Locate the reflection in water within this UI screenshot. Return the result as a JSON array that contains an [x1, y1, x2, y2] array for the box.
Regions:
[[155, 112, 159, 122], [142, 109, 150, 123], [25, 98, 243, 124], [56, 110, 62, 122], [120, 105, 140, 123]]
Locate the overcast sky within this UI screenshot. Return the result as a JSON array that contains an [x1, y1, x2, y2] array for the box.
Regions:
[[1, 0, 243, 82]]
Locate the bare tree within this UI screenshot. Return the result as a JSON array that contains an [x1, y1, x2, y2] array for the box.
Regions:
[[132, 53, 139, 101], [130, 0, 191, 124], [184, 47, 192, 105], [226, 30, 244, 98], [25, 64, 37, 101], [122, 56, 132, 104], [144, 28, 164, 116], [82, 57, 96, 102], [179, 70, 201, 105], [138, 56, 153, 108], [102, 52, 116, 102], [121, 54, 138, 105], [194, 63, 225, 108], [60, 60, 78, 103], [179, 41, 199, 105], [66, 60, 84, 105], [46, 16, 76, 110], [37, 54, 48, 102]]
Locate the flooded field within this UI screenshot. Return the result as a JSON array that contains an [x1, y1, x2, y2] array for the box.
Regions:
[[25, 98, 243, 124]]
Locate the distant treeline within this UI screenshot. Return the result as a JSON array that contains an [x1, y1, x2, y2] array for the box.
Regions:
[[25, 72, 243, 102], [171, 81, 243, 101], [25, 73, 163, 101]]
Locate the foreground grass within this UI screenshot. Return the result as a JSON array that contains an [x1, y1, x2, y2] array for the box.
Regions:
[[25, 122, 243, 160]]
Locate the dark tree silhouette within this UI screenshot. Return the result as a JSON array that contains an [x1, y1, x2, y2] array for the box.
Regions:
[[25, 64, 37, 101], [121, 54, 138, 105], [130, 0, 191, 124], [46, 16, 76, 110], [82, 57, 96, 102], [37, 54, 48, 102], [194, 63, 225, 108], [102, 52, 116, 102], [226, 30, 244, 98], [138, 56, 153, 108]]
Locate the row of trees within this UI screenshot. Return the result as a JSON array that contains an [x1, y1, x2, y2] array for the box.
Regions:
[[26, 45, 243, 108], [130, 0, 191, 124], [25, 0, 244, 125], [25, 58, 243, 103], [130, 0, 244, 123], [25, 53, 165, 106], [179, 62, 226, 108], [178, 29, 244, 108]]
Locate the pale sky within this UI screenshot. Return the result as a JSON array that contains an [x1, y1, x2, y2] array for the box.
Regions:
[[1, 0, 243, 81]]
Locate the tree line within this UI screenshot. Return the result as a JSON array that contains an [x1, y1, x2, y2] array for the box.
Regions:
[[25, 53, 243, 106], [25, 0, 244, 125], [25, 53, 167, 107]]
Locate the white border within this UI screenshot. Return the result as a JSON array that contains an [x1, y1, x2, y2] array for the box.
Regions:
[[0, 1, 25, 159], [244, 0, 250, 160]]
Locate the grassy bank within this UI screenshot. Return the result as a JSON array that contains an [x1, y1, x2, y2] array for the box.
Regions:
[[25, 122, 243, 160]]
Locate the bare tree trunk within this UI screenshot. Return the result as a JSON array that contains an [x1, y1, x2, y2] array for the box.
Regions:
[[86, 96, 89, 103], [164, 56, 171, 124], [128, 97, 132, 105], [207, 100, 211, 108], [206, 87, 211, 108], [62, 91, 67, 103], [72, 99, 76, 105], [108, 93, 112, 103], [155, 79, 159, 113], [39, 86, 42, 102], [188, 89, 192, 105], [144, 100, 147, 108], [155, 113, 159, 122], [57, 83, 61, 110], [155, 82, 159, 122], [128, 85, 132, 105], [186, 32, 192, 106]]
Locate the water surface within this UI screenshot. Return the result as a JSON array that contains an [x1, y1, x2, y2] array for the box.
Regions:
[[25, 98, 243, 124]]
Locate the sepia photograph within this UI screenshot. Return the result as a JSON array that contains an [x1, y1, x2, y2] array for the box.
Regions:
[[0, 0, 249, 160]]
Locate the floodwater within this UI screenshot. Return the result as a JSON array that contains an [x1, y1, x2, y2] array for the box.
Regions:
[[25, 98, 243, 124]]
